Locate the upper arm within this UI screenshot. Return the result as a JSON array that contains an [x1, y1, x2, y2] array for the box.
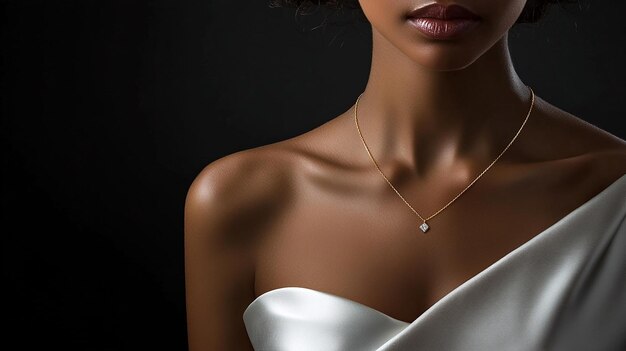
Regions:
[[184, 143, 296, 350], [184, 153, 259, 351]]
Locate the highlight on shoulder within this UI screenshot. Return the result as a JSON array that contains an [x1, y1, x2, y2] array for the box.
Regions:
[[185, 146, 295, 240]]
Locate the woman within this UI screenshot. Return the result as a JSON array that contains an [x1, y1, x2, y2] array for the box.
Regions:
[[185, 0, 626, 350]]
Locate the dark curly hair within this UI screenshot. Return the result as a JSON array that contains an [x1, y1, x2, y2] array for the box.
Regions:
[[269, 0, 577, 24]]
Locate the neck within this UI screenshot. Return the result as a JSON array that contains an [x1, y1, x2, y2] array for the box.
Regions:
[[355, 29, 532, 177]]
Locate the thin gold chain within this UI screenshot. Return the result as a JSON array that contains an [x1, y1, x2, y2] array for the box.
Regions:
[[354, 85, 535, 230]]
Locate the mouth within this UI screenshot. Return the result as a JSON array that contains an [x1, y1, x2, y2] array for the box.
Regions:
[[406, 3, 481, 40]]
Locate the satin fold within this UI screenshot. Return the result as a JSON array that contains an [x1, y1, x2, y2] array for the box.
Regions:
[[243, 174, 626, 351]]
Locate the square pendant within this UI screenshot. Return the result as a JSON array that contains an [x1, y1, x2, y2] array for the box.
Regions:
[[419, 222, 430, 233]]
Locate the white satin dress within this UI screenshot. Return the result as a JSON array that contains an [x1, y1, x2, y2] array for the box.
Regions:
[[243, 174, 626, 351]]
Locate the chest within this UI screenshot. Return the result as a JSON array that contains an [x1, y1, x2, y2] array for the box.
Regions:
[[255, 197, 572, 322], [252, 173, 576, 323]]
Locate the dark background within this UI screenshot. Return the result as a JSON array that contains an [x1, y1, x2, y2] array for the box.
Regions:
[[2, 0, 624, 349]]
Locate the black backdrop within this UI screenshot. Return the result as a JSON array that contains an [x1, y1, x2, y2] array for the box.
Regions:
[[2, 0, 625, 349]]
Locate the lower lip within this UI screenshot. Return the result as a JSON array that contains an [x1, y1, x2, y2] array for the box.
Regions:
[[407, 18, 480, 40]]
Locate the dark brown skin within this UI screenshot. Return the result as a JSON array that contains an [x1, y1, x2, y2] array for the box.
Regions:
[[184, 0, 626, 349]]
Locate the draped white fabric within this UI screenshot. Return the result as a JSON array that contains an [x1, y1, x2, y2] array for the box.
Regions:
[[243, 174, 626, 351]]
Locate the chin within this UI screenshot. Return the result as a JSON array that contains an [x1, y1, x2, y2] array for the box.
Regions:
[[404, 25, 509, 72], [407, 44, 485, 72]]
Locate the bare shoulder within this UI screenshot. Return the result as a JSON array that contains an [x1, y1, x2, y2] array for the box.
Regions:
[[531, 96, 626, 184], [589, 145, 626, 186], [184, 144, 296, 350], [185, 143, 297, 246]]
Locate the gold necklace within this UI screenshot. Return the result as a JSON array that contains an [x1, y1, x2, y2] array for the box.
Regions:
[[353, 85, 535, 233]]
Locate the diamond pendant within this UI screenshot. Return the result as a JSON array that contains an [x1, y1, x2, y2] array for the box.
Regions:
[[419, 221, 430, 233]]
